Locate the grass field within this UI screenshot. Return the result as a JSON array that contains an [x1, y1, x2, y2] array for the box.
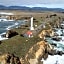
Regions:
[[0, 26, 42, 58], [1, 35, 41, 58]]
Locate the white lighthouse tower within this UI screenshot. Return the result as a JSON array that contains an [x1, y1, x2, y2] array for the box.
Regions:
[[30, 17, 34, 30]]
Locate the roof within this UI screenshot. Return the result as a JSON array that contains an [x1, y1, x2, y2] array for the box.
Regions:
[[26, 31, 32, 35]]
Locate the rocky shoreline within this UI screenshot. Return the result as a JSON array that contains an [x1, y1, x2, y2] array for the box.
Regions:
[[25, 41, 53, 64], [0, 40, 53, 64], [0, 40, 63, 64]]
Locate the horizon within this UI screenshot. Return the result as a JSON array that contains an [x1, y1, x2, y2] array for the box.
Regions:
[[22, 4, 64, 9], [0, 4, 64, 9], [0, 0, 64, 9]]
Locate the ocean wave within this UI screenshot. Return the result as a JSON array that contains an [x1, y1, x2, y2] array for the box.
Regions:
[[6, 22, 19, 30], [0, 32, 8, 41], [0, 36, 8, 41], [41, 55, 64, 64], [0, 20, 25, 41], [43, 28, 64, 64]]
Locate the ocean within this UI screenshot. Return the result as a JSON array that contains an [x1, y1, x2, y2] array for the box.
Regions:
[[0, 20, 26, 40], [42, 28, 64, 64], [41, 55, 64, 64]]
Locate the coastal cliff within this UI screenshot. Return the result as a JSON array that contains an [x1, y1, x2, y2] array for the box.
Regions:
[[38, 29, 54, 39], [24, 41, 54, 64], [0, 53, 21, 64], [0, 40, 54, 64]]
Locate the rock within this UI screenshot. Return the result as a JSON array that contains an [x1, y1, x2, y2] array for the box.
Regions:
[[20, 58, 28, 64], [29, 59, 38, 64], [57, 51, 63, 55], [50, 14, 57, 18], [25, 41, 54, 64], [43, 53, 48, 60], [0, 41, 2, 44], [52, 36, 61, 41], [50, 43, 57, 47], [29, 59, 43, 64], [6, 30, 18, 38], [0, 53, 21, 64], [48, 50, 57, 55], [1, 34, 6, 37], [38, 29, 54, 39], [38, 60, 43, 64]]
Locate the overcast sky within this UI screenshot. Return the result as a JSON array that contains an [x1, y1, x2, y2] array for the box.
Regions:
[[0, 0, 64, 8]]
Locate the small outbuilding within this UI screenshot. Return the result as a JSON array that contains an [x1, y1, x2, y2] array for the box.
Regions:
[[24, 31, 33, 38]]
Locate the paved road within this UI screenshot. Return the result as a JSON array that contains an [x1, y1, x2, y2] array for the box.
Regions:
[[32, 23, 46, 36]]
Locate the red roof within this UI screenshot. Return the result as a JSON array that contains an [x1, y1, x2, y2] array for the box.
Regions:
[[26, 31, 32, 35]]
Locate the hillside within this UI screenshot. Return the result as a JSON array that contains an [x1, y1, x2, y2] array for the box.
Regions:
[[0, 5, 64, 12]]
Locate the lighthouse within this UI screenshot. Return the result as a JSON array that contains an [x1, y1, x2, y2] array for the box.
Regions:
[[30, 17, 34, 30]]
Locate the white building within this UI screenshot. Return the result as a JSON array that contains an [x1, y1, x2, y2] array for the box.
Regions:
[[30, 17, 34, 30]]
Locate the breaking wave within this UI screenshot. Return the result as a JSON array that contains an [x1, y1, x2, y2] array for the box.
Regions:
[[0, 20, 25, 41]]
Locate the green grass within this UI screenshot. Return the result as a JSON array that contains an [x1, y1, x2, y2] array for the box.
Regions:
[[1, 34, 41, 58]]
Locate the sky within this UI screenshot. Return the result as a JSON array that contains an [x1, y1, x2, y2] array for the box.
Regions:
[[0, 0, 64, 8]]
